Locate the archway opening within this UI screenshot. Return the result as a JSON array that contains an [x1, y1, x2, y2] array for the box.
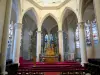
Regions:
[[41, 15, 59, 62], [62, 8, 78, 61], [21, 9, 37, 60]]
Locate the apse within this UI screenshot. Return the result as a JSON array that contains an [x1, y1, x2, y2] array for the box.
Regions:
[[40, 15, 59, 62]]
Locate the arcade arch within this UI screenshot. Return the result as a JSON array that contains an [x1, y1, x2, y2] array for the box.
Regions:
[[62, 8, 78, 61], [21, 9, 37, 60]]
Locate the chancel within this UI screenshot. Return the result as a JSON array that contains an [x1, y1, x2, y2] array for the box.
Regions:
[[0, 0, 100, 75]]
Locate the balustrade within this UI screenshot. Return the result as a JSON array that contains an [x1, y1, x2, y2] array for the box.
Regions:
[[64, 52, 75, 61]]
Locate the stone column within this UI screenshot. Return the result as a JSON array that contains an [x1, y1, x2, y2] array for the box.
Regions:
[[93, 0, 100, 39], [13, 23, 22, 65], [36, 31, 42, 62], [0, 0, 12, 74], [58, 30, 64, 61], [78, 22, 88, 66]]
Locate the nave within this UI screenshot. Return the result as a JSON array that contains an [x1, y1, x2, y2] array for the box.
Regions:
[[5, 57, 100, 75], [1, 0, 100, 75]]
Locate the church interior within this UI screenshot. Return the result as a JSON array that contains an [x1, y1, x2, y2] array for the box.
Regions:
[[0, 0, 100, 75]]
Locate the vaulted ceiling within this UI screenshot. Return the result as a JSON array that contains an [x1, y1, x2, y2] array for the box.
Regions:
[[28, 0, 71, 8]]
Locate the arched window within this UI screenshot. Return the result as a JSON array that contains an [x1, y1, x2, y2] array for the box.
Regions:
[[75, 26, 80, 48], [75, 19, 99, 48], [92, 20, 99, 44], [6, 22, 14, 59]]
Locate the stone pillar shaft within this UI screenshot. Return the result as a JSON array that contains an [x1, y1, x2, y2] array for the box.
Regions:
[[79, 22, 87, 66], [13, 23, 22, 64], [0, 0, 12, 74], [36, 31, 42, 62], [58, 30, 64, 61]]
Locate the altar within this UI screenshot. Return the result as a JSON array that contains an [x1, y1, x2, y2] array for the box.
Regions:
[[40, 55, 59, 63], [40, 45, 60, 63], [40, 33, 59, 63]]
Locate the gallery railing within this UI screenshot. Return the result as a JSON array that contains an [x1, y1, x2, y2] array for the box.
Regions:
[[64, 52, 75, 61], [39, 54, 60, 62]]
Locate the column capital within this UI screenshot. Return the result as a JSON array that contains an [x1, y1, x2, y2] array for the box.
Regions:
[[78, 21, 84, 24], [36, 31, 42, 33], [14, 23, 23, 29], [78, 22, 85, 29]]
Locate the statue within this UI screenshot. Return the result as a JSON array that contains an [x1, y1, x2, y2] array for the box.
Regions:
[[45, 34, 48, 48], [45, 34, 54, 48], [49, 34, 53, 47], [45, 34, 48, 41]]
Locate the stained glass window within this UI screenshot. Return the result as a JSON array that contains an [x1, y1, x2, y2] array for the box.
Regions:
[[75, 26, 80, 48], [92, 20, 99, 44], [75, 19, 99, 48], [6, 22, 14, 59]]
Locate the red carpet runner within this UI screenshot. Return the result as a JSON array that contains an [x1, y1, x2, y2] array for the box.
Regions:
[[44, 72, 60, 75]]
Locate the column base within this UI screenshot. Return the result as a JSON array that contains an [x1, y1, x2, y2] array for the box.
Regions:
[[60, 58, 64, 62], [36, 56, 39, 62], [14, 63, 20, 66], [1, 71, 8, 75], [81, 62, 88, 67], [18, 63, 20, 66]]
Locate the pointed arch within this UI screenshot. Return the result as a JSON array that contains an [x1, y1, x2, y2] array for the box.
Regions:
[[61, 7, 78, 24], [41, 13, 58, 26], [22, 7, 38, 25]]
